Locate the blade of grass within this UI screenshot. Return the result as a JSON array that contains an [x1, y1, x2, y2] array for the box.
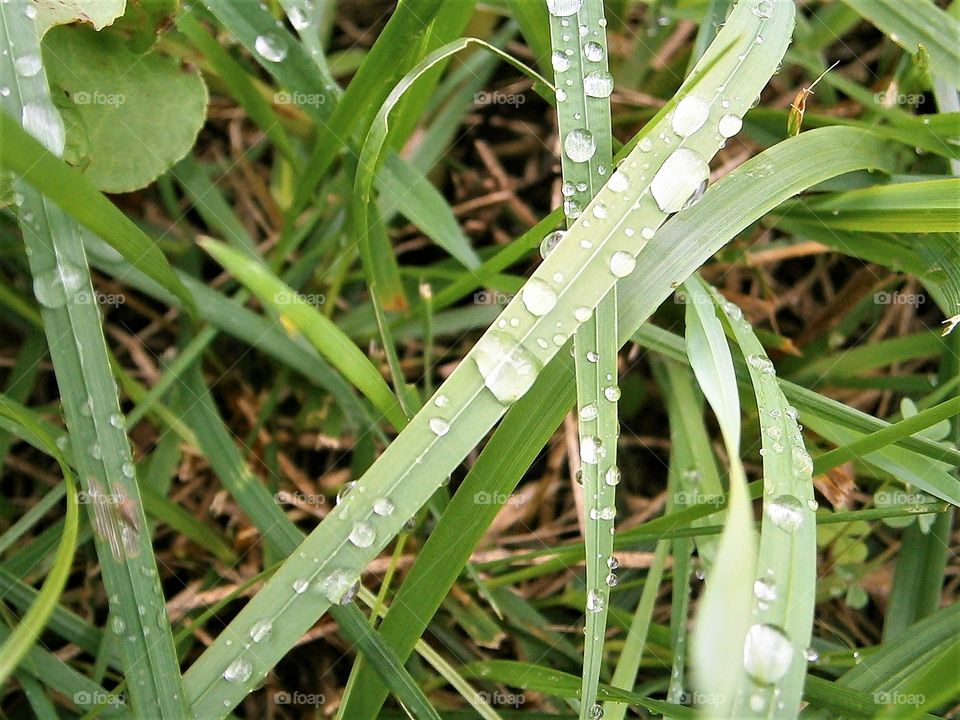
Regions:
[[0, 3, 188, 715]]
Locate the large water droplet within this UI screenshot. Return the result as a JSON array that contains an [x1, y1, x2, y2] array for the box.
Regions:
[[718, 113, 743, 138], [743, 624, 793, 686], [650, 148, 710, 213], [349, 522, 375, 548], [551, 50, 571, 73], [521, 278, 557, 316], [564, 128, 597, 163], [429, 417, 450, 436], [249, 619, 272, 643], [586, 589, 605, 612], [580, 436, 603, 465], [223, 657, 253, 683], [472, 331, 542, 404], [546, 0, 583, 16], [583, 70, 613, 98], [609, 251, 636, 277], [579, 403, 598, 421], [582, 41, 604, 62], [14, 54, 41, 77], [766, 495, 804, 533], [671, 95, 710, 137], [606, 169, 629, 193], [373, 497, 395, 516], [254, 33, 287, 62]]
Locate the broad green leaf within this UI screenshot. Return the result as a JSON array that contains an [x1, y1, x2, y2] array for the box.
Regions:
[[43, 25, 208, 192]]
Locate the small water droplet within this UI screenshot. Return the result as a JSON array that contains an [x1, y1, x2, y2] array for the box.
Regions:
[[606, 169, 629, 193], [609, 251, 636, 277], [288, 5, 311, 31], [563, 128, 597, 163], [579, 403, 599, 422], [574, 306, 592, 322], [804, 647, 820, 662], [604, 467, 621, 486], [316, 569, 359, 604], [605, 573, 618, 586], [429, 417, 450, 436], [580, 436, 603, 465], [638, 137, 653, 152], [254, 33, 287, 62], [607, 555, 619, 570], [14, 54, 41, 77], [603, 385, 620, 402], [586, 589, 605, 612], [753, 0, 773, 19], [32, 262, 84, 308], [753, 578, 777, 603], [109, 413, 124, 428], [551, 50, 571, 73], [336, 481, 356, 505], [521, 278, 558, 316], [122, 462, 136, 479], [293, 578, 309, 594], [434, 394, 449, 408], [591, 202, 608, 219], [112, 616, 125, 634], [640, 227, 655, 240]]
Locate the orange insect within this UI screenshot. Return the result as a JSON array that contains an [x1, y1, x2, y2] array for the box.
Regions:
[[788, 61, 840, 137]]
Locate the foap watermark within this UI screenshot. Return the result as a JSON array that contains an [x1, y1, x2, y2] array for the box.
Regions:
[[673, 290, 716, 306], [874, 291, 925, 306], [873, 90, 923, 108], [74, 691, 127, 708], [273, 691, 326, 707], [274, 489, 326, 506], [873, 691, 925, 707], [274, 290, 326, 307], [73, 90, 125, 107], [477, 690, 525, 707], [474, 290, 513, 306], [474, 90, 525, 107], [274, 91, 327, 108], [675, 690, 726, 707], [75, 289, 126, 307], [875, 489, 929, 505], [674, 490, 726, 507], [474, 491, 526, 507]]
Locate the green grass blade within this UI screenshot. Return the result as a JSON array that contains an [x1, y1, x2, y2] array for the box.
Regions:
[[684, 276, 757, 719], [712, 283, 817, 719], [0, 2, 188, 714], [546, 0, 617, 715], [182, 3, 796, 713]]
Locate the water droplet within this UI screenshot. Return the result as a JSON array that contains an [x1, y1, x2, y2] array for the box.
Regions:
[[564, 199, 582, 218], [434, 394, 450, 409], [349, 522, 375, 548], [603, 385, 620, 401], [591, 202, 608, 219], [539, 230, 565, 258], [792, 446, 813, 477], [606, 169, 629, 193], [521, 278, 557, 316], [23, 3, 37, 18], [671, 95, 710, 137], [223, 657, 253, 683], [336, 481, 356, 505], [718, 113, 743, 138], [293, 578, 309, 594], [579, 404, 600, 422], [753, 578, 777, 602], [651, 148, 710, 213], [546, 0, 582, 16], [0, 86, 9, 97], [373, 497, 395, 516], [122, 462, 136, 479], [32, 262, 84, 308], [14, 54, 41, 77], [250, 619, 272, 643], [605, 573, 618, 587], [254, 33, 287, 62], [753, 0, 773, 19], [574, 306, 592, 322], [804, 647, 820, 662], [112, 616, 125, 634], [316, 569, 359, 604], [109, 413, 124, 428], [749, 694, 766, 713], [586, 589, 605, 612], [586, 350, 599, 363], [583, 70, 613, 98], [609, 251, 636, 277], [429, 417, 450, 436], [288, 4, 311, 31], [473, 331, 542, 404], [607, 556, 619, 570], [580, 436, 603, 465], [556, 87, 567, 102], [582, 41, 604, 62], [604, 467, 621, 486], [640, 227, 655, 240], [747, 354, 775, 375], [551, 50, 571, 73], [88, 443, 102, 460], [564, 128, 597, 163], [638, 137, 653, 152], [743, 624, 793, 685], [766, 495, 804, 533], [589, 702, 604, 719]]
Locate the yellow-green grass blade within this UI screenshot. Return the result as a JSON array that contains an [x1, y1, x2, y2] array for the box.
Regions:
[[712, 283, 817, 719], [0, 1, 188, 715]]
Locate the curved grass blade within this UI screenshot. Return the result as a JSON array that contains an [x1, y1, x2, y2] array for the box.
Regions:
[[0, 399, 78, 686], [0, 3, 188, 715], [711, 283, 816, 719], [684, 276, 757, 719], [183, 3, 796, 714], [545, 0, 618, 715]]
